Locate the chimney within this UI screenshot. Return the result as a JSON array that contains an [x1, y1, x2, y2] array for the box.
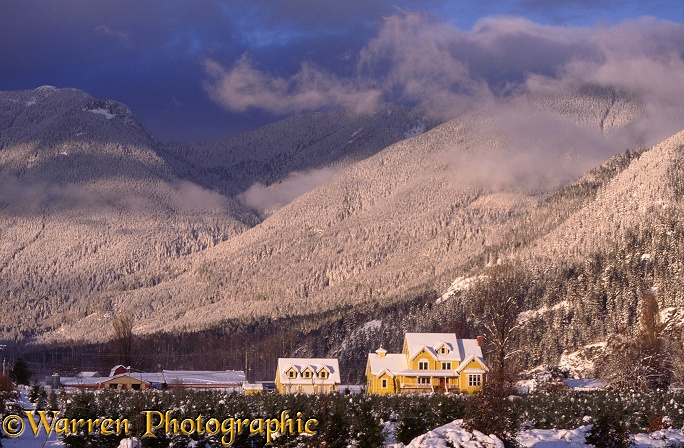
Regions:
[[375, 346, 387, 358], [476, 335, 484, 347]]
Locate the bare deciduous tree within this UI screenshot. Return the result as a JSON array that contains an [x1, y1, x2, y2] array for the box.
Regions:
[[600, 288, 672, 390], [112, 314, 134, 367], [472, 263, 529, 389]]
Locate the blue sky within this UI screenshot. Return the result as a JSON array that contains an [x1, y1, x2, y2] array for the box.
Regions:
[[1, 0, 683, 141]]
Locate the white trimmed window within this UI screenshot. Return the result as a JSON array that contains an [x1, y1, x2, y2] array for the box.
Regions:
[[418, 359, 429, 370], [468, 374, 482, 387], [287, 369, 297, 379], [319, 371, 328, 379], [441, 362, 451, 370], [418, 377, 431, 385], [381, 378, 388, 388]]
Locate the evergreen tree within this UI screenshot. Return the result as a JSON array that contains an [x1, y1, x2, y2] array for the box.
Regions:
[[350, 397, 384, 448], [585, 401, 632, 448], [395, 411, 428, 445], [10, 357, 31, 385]]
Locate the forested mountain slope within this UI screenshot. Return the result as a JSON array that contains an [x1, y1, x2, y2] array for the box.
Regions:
[[0, 87, 251, 340], [46, 85, 651, 341], [438, 130, 684, 370], [0, 88, 431, 342], [163, 106, 434, 201]]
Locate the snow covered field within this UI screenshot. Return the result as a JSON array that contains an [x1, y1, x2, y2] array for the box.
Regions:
[[4, 386, 684, 447], [4, 415, 684, 447], [2, 387, 63, 448], [391, 420, 684, 448]]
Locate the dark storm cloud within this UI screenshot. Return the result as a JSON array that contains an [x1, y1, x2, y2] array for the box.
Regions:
[[0, 0, 435, 139], [1, 1, 682, 141]]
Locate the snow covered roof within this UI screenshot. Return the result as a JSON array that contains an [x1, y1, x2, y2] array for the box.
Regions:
[[455, 354, 489, 373], [104, 373, 150, 384], [276, 358, 340, 384], [61, 369, 245, 388], [404, 333, 482, 361], [368, 353, 463, 377], [368, 353, 407, 376], [61, 376, 110, 387], [109, 365, 128, 376], [159, 370, 245, 385], [563, 379, 606, 390]]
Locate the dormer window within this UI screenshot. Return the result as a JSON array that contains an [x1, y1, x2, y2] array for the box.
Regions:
[[319, 371, 328, 379], [303, 370, 311, 378], [287, 369, 297, 379], [437, 345, 450, 354]]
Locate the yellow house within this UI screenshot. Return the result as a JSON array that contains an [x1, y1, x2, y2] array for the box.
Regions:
[[275, 358, 340, 394], [366, 333, 488, 394]]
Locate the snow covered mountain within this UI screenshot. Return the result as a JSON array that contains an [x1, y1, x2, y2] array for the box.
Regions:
[[1, 84, 683, 380], [0, 86, 253, 338]]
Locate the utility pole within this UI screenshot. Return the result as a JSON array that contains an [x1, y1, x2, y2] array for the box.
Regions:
[[0, 345, 6, 376]]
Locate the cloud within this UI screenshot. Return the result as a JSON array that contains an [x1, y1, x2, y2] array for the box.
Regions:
[[171, 180, 229, 212], [204, 13, 684, 147], [237, 166, 343, 214], [95, 25, 130, 43], [448, 99, 627, 192], [202, 56, 382, 115], [202, 12, 684, 199]]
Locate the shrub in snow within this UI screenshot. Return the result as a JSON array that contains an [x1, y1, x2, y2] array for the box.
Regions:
[[464, 385, 520, 446], [584, 402, 633, 448]]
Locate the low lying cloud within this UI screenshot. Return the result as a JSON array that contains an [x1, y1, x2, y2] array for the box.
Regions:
[[0, 175, 229, 216], [171, 180, 228, 212], [203, 55, 381, 115], [450, 100, 624, 192], [237, 166, 343, 214]]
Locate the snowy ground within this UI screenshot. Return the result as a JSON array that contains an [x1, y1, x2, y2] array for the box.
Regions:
[[389, 420, 684, 448], [1, 386, 64, 447]]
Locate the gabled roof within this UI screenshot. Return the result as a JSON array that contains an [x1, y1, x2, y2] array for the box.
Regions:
[[367, 353, 407, 376], [455, 339, 484, 361], [100, 373, 150, 385], [276, 358, 341, 384], [404, 333, 463, 361], [369, 333, 487, 376], [456, 354, 489, 373]]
